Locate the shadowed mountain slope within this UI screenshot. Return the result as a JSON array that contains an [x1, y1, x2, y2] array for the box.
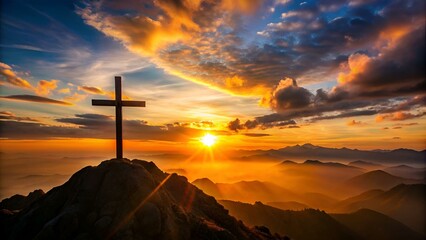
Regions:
[[193, 178, 338, 211], [0, 189, 45, 211], [384, 165, 426, 180], [192, 178, 299, 203], [0, 159, 284, 240], [219, 200, 423, 240], [266, 201, 309, 211], [334, 184, 426, 235], [348, 161, 382, 170], [331, 209, 423, 240], [219, 200, 358, 240], [345, 170, 419, 193]]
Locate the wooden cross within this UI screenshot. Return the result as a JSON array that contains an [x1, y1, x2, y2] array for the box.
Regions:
[[92, 76, 146, 159]]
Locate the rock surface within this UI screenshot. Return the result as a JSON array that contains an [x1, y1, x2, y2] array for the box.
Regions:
[[0, 189, 45, 211], [1, 159, 284, 240]]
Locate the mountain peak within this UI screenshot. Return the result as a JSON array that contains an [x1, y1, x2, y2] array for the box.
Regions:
[[301, 143, 318, 149], [1, 159, 283, 240], [303, 159, 322, 164]]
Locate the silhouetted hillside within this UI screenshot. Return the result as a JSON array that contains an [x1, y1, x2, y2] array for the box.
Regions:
[[192, 178, 299, 203], [219, 200, 423, 240], [384, 165, 426, 180], [278, 159, 365, 198], [0, 159, 284, 240], [193, 177, 338, 210], [219, 200, 358, 240], [192, 178, 222, 198], [348, 161, 382, 169], [334, 184, 426, 234], [280, 159, 365, 179], [267, 201, 309, 211], [0, 189, 44, 211], [345, 170, 419, 193], [332, 209, 423, 240]]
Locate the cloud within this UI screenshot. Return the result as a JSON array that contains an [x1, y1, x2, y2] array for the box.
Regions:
[[0, 62, 33, 89], [79, 0, 425, 127], [77, 85, 130, 100], [0, 113, 210, 141], [376, 111, 426, 122], [78, 85, 105, 95], [0, 111, 39, 122], [347, 119, 365, 126], [263, 78, 313, 112], [1, 95, 72, 105], [335, 26, 425, 98], [58, 88, 71, 94], [227, 117, 297, 131], [243, 133, 271, 137], [63, 93, 87, 102], [35, 79, 59, 96]]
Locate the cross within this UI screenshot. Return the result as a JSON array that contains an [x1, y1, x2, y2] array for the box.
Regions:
[[92, 76, 146, 159]]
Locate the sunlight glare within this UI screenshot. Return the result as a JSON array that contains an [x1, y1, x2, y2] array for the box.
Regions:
[[200, 133, 217, 147]]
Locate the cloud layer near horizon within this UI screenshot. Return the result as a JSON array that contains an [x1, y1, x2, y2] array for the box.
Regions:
[[0, 113, 218, 141]]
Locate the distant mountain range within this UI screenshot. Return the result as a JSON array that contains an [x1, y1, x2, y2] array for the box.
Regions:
[[219, 200, 423, 240], [237, 143, 426, 165]]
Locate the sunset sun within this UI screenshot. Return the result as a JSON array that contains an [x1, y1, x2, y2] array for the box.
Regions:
[[200, 133, 217, 147]]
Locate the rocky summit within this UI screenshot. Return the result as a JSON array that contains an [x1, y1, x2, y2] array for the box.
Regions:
[[0, 159, 284, 240]]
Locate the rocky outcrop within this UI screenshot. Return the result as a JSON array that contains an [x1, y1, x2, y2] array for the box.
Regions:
[[1, 159, 284, 240], [0, 189, 44, 211]]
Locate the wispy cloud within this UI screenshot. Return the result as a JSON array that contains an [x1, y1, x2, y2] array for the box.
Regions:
[[1, 95, 72, 105], [0, 62, 33, 89]]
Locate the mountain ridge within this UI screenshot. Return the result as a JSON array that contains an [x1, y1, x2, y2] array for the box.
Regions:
[[238, 143, 425, 165]]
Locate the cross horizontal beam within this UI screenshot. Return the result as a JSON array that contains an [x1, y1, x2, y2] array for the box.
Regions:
[[92, 99, 146, 107], [92, 99, 115, 106], [122, 101, 146, 107]]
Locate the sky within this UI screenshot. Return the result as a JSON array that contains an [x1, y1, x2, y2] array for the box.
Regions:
[[1, 0, 425, 154]]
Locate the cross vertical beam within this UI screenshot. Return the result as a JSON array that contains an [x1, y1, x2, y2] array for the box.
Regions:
[[92, 76, 146, 159], [115, 76, 123, 159]]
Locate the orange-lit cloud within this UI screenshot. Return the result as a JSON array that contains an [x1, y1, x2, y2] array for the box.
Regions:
[[58, 88, 71, 94], [0, 62, 33, 89], [338, 53, 371, 84], [63, 93, 87, 102], [36, 79, 59, 96], [346, 119, 365, 126], [77, 85, 131, 100], [78, 85, 106, 95], [220, 0, 263, 14], [376, 111, 425, 122]]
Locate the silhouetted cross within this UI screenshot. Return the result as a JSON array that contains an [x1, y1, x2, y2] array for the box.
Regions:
[[92, 76, 146, 159]]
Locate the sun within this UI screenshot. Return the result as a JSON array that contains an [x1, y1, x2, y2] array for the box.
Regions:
[[200, 133, 217, 147]]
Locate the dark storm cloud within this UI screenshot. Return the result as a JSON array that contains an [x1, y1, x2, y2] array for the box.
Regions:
[[1, 95, 72, 105], [1, 113, 208, 141]]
